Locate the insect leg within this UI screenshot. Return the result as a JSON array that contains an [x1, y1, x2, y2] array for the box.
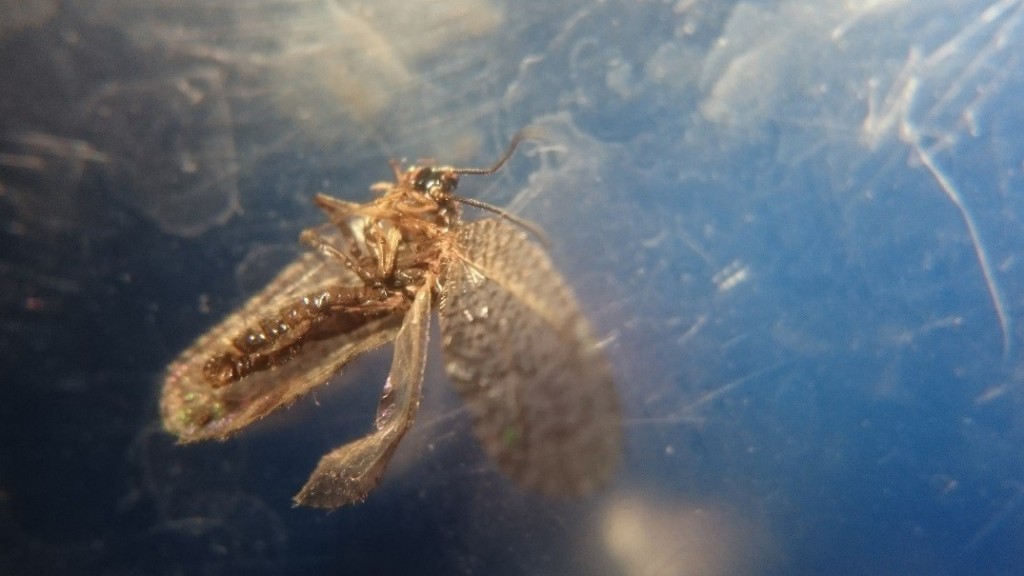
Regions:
[[299, 228, 380, 286], [313, 193, 360, 226]]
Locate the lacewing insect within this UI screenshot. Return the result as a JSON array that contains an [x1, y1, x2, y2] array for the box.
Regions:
[[160, 133, 622, 508]]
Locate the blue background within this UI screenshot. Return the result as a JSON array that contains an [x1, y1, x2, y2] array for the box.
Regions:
[[2, 0, 1023, 574]]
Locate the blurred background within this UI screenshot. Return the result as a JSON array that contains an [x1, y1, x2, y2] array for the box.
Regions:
[[2, 0, 1023, 574]]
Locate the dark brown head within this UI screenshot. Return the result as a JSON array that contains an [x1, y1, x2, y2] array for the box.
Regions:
[[410, 166, 460, 202], [400, 132, 548, 243]]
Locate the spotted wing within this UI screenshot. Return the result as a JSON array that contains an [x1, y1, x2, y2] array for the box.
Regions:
[[438, 218, 621, 496], [294, 284, 431, 508], [161, 230, 404, 441]]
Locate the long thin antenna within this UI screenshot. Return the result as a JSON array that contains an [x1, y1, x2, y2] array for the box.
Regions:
[[452, 194, 550, 246], [450, 130, 538, 176], [446, 129, 549, 245]]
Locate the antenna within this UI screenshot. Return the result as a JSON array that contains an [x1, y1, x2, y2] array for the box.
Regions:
[[448, 129, 550, 245], [452, 194, 550, 246], [450, 130, 533, 176]]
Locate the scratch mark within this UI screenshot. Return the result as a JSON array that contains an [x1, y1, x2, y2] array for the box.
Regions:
[[902, 120, 1011, 359]]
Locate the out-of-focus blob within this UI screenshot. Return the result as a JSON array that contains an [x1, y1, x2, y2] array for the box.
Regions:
[[81, 0, 503, 150], [697, 1, 903, 132], [0, 132, 108, 235], [83, 67, 240, 238], [0, 0, 58, 38], [260, 3, 415, 133], [602, 492, 775, 576], [260, 0, 503, 146]]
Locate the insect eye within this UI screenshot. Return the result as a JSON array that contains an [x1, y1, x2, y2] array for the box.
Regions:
[[413, 169, 459, 196], [440, 173, 459, 191], [412, 168, 436, 191]]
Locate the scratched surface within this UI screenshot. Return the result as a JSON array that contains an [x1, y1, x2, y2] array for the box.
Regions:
[[2, 0, 1024, 574]]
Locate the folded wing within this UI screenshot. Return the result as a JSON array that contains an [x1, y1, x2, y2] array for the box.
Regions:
[[161, 239, 404, 441], [294, 285, 432, 508]]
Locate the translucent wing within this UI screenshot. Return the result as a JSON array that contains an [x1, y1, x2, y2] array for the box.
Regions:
[[294, 284, 431, 508], [438, 219, 621, 496], [161, 231, 404, 441]]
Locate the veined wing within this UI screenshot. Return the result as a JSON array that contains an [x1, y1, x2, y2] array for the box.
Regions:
[[438, 218, 621, 496], [161, 229, 405, 442]]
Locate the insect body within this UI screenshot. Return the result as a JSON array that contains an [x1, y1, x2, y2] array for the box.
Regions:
[[160, 134, 622, 508]]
